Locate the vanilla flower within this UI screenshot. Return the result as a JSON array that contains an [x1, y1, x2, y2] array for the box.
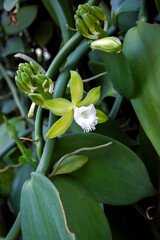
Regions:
[[74, 104, 98, 132], [44, 71, 108, 139]]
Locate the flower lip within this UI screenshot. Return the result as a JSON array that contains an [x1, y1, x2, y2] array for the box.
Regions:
[[74, 104, 98, 132]]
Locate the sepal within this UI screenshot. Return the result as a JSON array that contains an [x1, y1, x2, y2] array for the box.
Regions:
[[44, 98, 73, 116], [96, 109, 108, 123], [78, 86, 101, 107]]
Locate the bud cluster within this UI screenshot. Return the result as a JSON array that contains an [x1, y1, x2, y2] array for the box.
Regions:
[[15, 61, 54, 99], [74, 3, 108, 40]]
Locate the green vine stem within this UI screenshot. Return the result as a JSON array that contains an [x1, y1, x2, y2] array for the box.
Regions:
[[0, 63, 26, 117], [35, 106, 44, 160]]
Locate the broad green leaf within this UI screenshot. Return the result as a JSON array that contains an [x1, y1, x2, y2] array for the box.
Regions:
[[54, 155, 88, 175], [44, 98, 73, 116], [88, 61, 116, 100], [78, 87, 101, 107], [111, 0, 141, 25], [34, 20, 54, 47], [53, 175, 112, 240], [2, 99, 16, 114], [100, 51, 134, 99], [70, 71, 83, 105], [0, 117, 25, 151], [96, 109, 108, 123], [118, 11, 138, 32], [45, 110, 73, 139], [0, 161, 14, 194], [123, 21, 160, 156], [21, 172, 75, 240], [53, 133, 156, 205], [1, 37, 24, 57], [2, 5, 38, 35], [3, 0, 18, 11], [8, 165, 33, 214]]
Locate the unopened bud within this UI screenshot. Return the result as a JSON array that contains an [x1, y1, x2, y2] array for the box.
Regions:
[[42, 80, 50, 92], [90, 6, 107, 21], [28, 93, 45, 107], [90, 37, 122, 53], [30, 61, 39, 74], [18, 63, 24, 71], [16, 70, 22, 77], [21, 72, 32, 87], [82, 13, 95, 34], [15, 76, 30, 94], [75, 18, 89, 38], [23, 65, 33, 78]]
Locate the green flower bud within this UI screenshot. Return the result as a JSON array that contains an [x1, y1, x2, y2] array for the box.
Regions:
[[82, 13, 95, 34], [15, 76, 30, 94], [75, 18, 89, 38], [90, 37, 122, 53], [42, 79, 50, 92], [28, 93, 45, 107], [90, 6, 107, 21], [30, 61, 39, 74], [18, 63, 25, 71], [21, 72, 32, 87], [23, 65, 33, 78], [16, 70, 22, 78], [83, 3, 91, 13]]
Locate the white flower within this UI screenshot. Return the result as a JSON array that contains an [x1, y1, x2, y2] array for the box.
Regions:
[[74, 104, 98, 132]]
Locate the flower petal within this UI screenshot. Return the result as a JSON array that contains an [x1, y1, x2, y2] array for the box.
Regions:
[[44, 98, 73, 116], [96, 109, 108, 123], [70, 71, 83, 105], [78, 86, 101, 107], [45, 110, 74, 139]]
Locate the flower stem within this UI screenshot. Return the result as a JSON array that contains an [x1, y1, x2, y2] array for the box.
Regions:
[[0, 63, 26, 117]]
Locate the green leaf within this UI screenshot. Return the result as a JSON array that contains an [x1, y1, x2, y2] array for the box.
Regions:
[[96, 109, 108, 123], [1, 37, 24, 57], [44, 98, 73, 116], [78, 86, 101, 107], [0, 117, 25, 151], [70, 71, 83, 105], [34, 20, 54, 47], [53, 175, 112, 240], [53, 133, 156, 205], [111, 0, 141, 25], [2, 5, 38, 35], [54, 155, 88, 175], [45, 110, 73, 139], [3, 0, 18, 11], [20, 172, 75, 240], [123, 21, 160, 156], [8, 165, 33, 214], [100, 51, 134, 99]]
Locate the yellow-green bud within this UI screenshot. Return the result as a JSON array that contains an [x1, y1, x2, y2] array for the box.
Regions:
[[83, 3, 91, 13], [16, 70, 22, 78], [18, 63, 24, 71], [30, 61, 39, 74], [82, 13, 95, 34], [23, 65, 33, 78], [75, 18, 89, 38], [21, 72, 32, 87], [42, 79, 50, 92], [28, 93, 45, 107], [15, 76, 30, 94], [90, 37, 122, 53], [90, 6, 107, 21]]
